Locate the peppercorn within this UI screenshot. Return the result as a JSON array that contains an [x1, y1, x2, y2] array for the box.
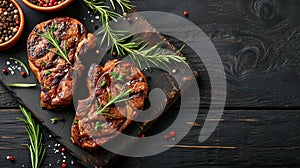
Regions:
[[163, 134, 169, 140], [61, 162, 67, 168], [183, 11, 189, 17], [169, 131, 176, 137], [61, 147, 66, 152], [6, 155, 15, 161], [2, 68, 8, 75], [0, 0, 20, 44], [21, 71, 26, 77], [28, 0, 66, 7]]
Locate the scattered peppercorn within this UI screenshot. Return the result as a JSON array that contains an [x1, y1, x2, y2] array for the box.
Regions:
[[2, 68, 8, 75], [169, 131, 176, 137], [6, 155, 15, 161], [183, 11, 189, 17], [0, 0, 20, 44], [163, 134, 169, 140], [61, 162, 67, 168], [141, 134, 145, 138], [28, 0, 66, 7], [61, 147, 66, 152], [21, 71, 26, 77]]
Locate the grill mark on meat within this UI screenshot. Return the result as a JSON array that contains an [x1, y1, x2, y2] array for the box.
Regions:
[[27, 17, 96, 109], [71, 60, 148, 150]]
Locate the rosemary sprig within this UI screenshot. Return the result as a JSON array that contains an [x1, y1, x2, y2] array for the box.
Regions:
[[10, 57, 30, 76], [109, 0, 134, 13], [17, 105, 45, 168], [8, 83, 37, 88], [38, 26, 70, 64], [83, 0, 189, 69], [94, 121, 105, 131], [96, 86, 131, 115]]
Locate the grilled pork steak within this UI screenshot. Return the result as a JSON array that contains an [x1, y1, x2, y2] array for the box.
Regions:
[[27, 17, 95, 109], [71, 60, 148, 150]]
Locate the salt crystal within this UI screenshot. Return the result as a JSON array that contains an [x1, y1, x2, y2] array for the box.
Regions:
[[172, 69, 177, 73], [55, 149, 59, 153], [49, 163, 52, 166], [48, 145, 51, 147], [95, 16, 100, 20], [83, 17, 86, 20], [87, 11, 90, 14], [71, 161, 74, 165], [58, 144, 61, 147], [8, 67, 12, 71], [91, 19, 94, 23], [55, 144, 57, 147], [63, 156, 66, 159], [61, 152, 64, 156], [11, 71, 15, 75], [17, 67, 21, 71], [57, 160, 60, 164], [21, 165, 25, 167], [135, 17, 138, 20], [49, 135, 52, 138], [6, 61, 10, 65], [63, 160, 66, 163], [15, 61, 17, 64]]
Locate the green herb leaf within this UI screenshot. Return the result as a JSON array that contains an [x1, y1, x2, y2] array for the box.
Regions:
[[45, 70, 51, 75], [110, 71, 117, 78], [8, 83, 37, 88], [73, 119, 78, 124], [101, 81, 106, 87], [94, 122, 105, 131], [38, 26, 70, 64], [17, 105, 45, 168], [96, 86, 131, 116], [50, 117, 65, 124]]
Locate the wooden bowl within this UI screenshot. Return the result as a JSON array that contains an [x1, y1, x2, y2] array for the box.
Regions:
[[0, 0, 25, 51], [21, 0, 74, 13]]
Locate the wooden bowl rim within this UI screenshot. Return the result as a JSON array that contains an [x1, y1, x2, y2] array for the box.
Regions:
[[20, 0, 74, 12], [0, 0, 25, 51]]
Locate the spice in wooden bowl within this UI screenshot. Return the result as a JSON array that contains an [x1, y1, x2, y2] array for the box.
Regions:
[[0, 0, 24, 50]]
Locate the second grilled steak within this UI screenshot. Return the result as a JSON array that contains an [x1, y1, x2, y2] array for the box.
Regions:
[[27, 17, 95, 109], [71, 60, 148, 150]]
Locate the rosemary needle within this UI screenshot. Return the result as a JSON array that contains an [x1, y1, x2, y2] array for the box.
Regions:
[[17, 105, 45, 168], [8, 83, 37, 88]]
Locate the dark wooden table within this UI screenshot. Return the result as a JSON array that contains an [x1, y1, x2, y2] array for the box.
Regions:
[[1, 0, 300, 167]]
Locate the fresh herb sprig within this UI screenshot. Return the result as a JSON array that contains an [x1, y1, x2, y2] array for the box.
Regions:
[[96, 86, 131, 115], [83, 0, 188, 70], [17, 105, 45, 168], [38, 25, 70, 64]]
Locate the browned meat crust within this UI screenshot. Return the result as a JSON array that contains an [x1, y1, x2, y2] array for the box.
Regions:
[[27, 17, 96, 109], [71, 60, 148, 150]]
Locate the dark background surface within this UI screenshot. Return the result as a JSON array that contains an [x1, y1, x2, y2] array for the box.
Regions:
[[1, 0, 300, 167]]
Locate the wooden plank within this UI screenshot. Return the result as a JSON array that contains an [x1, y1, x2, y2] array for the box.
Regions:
[[110, 109, 300, 167], [0, 109, 82, 168], [0, 85, 18, 108], [133, 0, 300, 108]]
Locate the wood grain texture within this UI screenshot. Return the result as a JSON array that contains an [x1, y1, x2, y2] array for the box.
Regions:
[[134, 0, 300, 108], [0, 0, 300, 167], [0, 108, 82, 168], [112, 109, 300, 168]]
